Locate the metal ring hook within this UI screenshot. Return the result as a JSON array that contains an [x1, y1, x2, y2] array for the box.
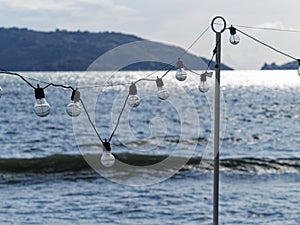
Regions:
[[211, 16, 226, 34]]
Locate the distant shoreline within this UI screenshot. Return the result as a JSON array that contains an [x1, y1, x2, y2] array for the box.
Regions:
[[0, 27, 232, 71]]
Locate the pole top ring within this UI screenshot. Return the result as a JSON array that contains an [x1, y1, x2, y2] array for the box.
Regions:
[[211, 16, 226, 34]]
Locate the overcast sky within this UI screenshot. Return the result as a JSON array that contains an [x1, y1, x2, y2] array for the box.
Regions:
[[0, 0, 299, 69]]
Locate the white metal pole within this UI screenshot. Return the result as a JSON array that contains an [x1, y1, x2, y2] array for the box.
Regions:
[[210, 16, 226, 225], [213, 31, 221, 225]]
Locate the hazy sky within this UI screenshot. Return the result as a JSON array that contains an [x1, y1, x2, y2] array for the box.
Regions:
[[0, 0, 299, 69]]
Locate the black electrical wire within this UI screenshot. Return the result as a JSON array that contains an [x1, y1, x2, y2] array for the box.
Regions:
[[0, 71, 36, 89], [80, 98, 104, 144], [23, 76, 51, 86], [108, 93, 129, 142], [160, 65, 176, 79], [43, 82, 75, 90], [206, 39, 219, 71], [235, 27, 298, 61]]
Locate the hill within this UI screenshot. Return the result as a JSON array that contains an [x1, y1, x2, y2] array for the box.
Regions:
[[261, 61, 298, 70], [0, 27, 233, 71]]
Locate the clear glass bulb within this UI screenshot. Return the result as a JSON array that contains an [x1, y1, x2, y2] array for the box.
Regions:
[[66, 101, 81, 117], [229, 26, 240, 45], [156, 77, 169, 100], [34, 98, 51, 117], [128, 95, 141, 107], [198, 81, 209, 93], [157, 86, 169, 100], [101, 150, 115, 167], [176, 58, 187, 81], [175, 69, 187, 81], [199, 73, 210, 93], [229, 35, 240, 45], [128, 83, 141, 107], [0, 86, 2, 98]]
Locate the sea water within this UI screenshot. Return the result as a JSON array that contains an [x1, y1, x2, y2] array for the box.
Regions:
[[0, 70, 299, 224]]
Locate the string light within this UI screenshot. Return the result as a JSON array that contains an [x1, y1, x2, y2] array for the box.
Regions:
[[198, 72, 213, 93], [156, 77, 169, 100], [0, 21, 299, 170], [128, 82, 141, 107], [34, 84, 51, 117], [229, 25, 240, 45], [175, 58, 187, 81], [66, 89, 81, 117]]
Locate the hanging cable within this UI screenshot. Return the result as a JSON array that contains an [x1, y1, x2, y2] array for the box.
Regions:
[[235, 27, 298, 61], [134, 78, 157, 84], [80, 98, 104, 144], [43, 82, 75, 90], [78, 81, 132, 90], [207, 40, 219, 70], [183, 39, 218, 76], [140, 25, 211, 81], [212, 22, 300, 34], [108, 93, 129, 142], [178, 25, 211, 59], [233, 24, 300, 34], [0, 71, 36, 89], [160, 65, 176, 79]]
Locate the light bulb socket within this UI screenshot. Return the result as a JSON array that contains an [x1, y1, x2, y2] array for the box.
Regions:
[[156, 77, 164, 88], [129, 83, 137, 95], [229, 26, 237, 35], [103, 139, 111, 152], [297, 59, 300, 66], [201, 74, 207, 81], [71, 89, 80, 102], [35, 85, 45, 99], [176, 58, 184, 69]]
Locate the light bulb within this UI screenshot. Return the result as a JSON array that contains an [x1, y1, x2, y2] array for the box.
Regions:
[[101, 139, 115, 167], [34, 85, 51, 117], [297, 59, 300, 76], [156, 77, 169, 100], [229, 26, 240, 45], [198, 73, 209, 93], [66, 89, 81, 117], [175, 58, 187, 81], [128, 83, 141, 107], [198, 72, 213, 93], [101, 151, 115, 167], [199, 82, 209, 93], [0, 86, 2, 98]]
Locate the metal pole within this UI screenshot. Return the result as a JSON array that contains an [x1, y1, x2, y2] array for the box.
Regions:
[[210, 15, 225, 225], [213, 32, 221, 225]]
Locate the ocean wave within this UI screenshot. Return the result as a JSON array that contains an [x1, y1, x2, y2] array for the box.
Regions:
[[0, 154, 299, 175]]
